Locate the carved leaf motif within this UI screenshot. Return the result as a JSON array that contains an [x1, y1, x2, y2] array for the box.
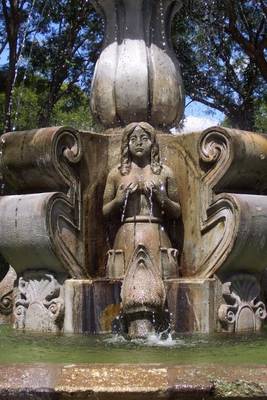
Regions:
[[224, 274, 260, 303], [18, 274, 59, 303], [14, 271, 64, 331]]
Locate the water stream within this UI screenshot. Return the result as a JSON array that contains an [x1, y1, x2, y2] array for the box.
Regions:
[[1, 325, 267, 365]]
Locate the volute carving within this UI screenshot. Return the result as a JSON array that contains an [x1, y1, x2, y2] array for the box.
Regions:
[[0, 127, 87, 278], [0, 266, 16, 319], [183, 127, 267, 279]]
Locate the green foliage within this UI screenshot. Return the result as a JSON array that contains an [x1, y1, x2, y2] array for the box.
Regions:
[[173, 0, 267, 130], [222, 97, 267, 133], [0, 87, 40, 133], [255, 100, 267, 133], [1, 0, 266, 131], [0, 0, 102, 130], [0, 78, 96, 133], [51, 90, 95, 131], [212, 379, 265, 397]]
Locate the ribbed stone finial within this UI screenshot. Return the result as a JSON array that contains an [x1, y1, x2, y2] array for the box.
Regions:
[[90, 0, 184, 129]]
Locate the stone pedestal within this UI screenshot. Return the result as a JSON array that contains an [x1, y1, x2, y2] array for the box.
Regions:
[[63, 278, 221, 334], [165, 278, 221, 333], [64, 279, 122, 334]]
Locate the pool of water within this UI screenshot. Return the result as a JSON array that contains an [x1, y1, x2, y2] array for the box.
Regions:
[[1, 325, 267, 364]]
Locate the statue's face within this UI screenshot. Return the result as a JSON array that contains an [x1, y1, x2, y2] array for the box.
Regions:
[[129, 127, 152, 160]]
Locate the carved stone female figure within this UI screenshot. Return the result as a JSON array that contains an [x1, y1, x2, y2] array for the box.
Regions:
[[103, 122, 181, 279]]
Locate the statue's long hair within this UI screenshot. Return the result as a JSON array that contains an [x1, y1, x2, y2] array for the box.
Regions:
[[119, 122, 162, 176]]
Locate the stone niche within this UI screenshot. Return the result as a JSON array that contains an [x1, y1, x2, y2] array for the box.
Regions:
[[0, 125, 266, 334]]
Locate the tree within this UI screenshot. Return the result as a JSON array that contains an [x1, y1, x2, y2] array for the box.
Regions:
[[27, 0, 102, 127], [224, 0, 267, 81], [0, 0, 45, 132], [172, 0, 267, 131], [255, 98, 267, 133], [0, 0, 102, 132], [0, 73, 96, 132]]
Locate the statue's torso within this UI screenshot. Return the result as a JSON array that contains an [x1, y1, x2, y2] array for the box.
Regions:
[[117, 168, 165, 220]]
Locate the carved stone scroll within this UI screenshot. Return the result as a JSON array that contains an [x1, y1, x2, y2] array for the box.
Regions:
[[0, 266, 16, 323], [218, 274, 266, 332], [189, 127, 267, 279], [0, 127, 87, 278]]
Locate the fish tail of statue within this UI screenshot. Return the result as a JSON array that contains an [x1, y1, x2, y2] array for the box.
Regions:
[[121, 244, 167, 339]]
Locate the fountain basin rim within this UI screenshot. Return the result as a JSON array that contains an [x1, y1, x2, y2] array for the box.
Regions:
[[0, 363, 266, 399]]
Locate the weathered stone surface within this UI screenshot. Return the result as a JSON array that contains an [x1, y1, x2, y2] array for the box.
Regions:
[[218, 274, 266, 332], [0, 126, 87, 279], [63, 278, 220, 334], [1, 125, 267, 334], [14, 270, 65, 332], [0, 364, 267, 399], [0, 266, 16, 324], [166, 278, 221, 333], [121, 245, 167, 338], [90, 0, 184, 128], [197, 127, 267, 279], [82, 127, 267, 282], [102, 123, 181, 337], [64, 279, 121, 333]]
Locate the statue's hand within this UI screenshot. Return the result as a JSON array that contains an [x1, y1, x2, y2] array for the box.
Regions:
[[115, 182, 138, 206], [145, 180, 168, 204]]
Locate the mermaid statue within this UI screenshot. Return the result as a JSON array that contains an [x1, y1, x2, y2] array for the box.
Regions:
[[103, 122, 181, 337]]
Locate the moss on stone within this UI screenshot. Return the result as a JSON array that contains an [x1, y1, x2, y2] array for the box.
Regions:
[[212, 379, 265, 398]]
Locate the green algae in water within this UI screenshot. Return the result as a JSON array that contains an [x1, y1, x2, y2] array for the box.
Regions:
[[1, 325, 267, 364]]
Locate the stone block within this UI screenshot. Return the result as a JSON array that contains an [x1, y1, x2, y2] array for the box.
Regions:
[[64, 278, 220, 334], [165, 278, 221, 333], [64, 279, 122, 333]]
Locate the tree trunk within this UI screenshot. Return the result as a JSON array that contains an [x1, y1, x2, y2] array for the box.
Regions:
[[2, 0, 20, 133], [4, 45, 17, 132], [228, 102, 256, 132], [38, 97, 54, 127]]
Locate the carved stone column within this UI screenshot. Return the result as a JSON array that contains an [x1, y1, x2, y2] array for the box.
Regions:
[[90, 0, 184, 128]]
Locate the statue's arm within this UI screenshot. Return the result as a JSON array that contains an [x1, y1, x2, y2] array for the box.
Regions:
[[102, 170, 119, 219], [163, 168, 181, 219]]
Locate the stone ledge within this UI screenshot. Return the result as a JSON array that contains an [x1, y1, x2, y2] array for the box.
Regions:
[[0, 364, 267, 399]]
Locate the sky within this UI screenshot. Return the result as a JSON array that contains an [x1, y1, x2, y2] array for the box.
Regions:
[[181, 100, 225, 133]]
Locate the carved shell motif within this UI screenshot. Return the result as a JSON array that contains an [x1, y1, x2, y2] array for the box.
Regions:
[[218, 274, 267, 332], [15, 272, 64, 330]]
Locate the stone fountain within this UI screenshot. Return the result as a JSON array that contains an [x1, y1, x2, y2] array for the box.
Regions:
[[0, 0, 266, 338]]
